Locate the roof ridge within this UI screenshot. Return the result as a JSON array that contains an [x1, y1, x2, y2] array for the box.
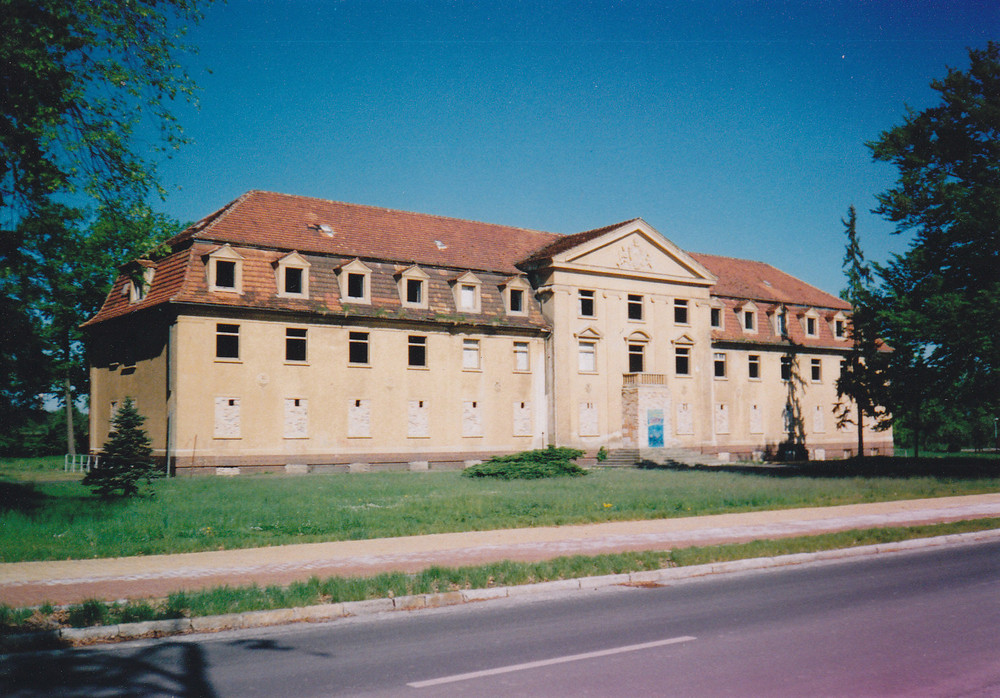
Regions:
[[252, 190, 559, 237]]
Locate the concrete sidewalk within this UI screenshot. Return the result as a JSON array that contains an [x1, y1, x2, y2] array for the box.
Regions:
[[3, 493, 1000, 608]]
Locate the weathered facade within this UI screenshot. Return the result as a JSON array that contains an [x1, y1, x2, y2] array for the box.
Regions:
[[84, 191, 891, 474]]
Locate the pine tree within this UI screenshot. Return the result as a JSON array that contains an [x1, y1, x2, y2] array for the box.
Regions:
[[83, 398, 161, 498], [835, 206, 889, 458]]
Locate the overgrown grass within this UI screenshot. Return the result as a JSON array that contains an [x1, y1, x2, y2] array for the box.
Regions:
[[3, 517, 997, 635], [1, 456, 999, 562], [0, 456, 82, 483]]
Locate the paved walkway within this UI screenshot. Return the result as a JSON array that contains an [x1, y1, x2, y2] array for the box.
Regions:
[[3, 493, 1000, 608]]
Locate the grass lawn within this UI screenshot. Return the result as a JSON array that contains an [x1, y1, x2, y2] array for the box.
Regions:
[[1, 455, 998, 563]]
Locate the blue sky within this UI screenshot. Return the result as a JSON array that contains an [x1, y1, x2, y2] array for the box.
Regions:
[[155, 0, 998, 296]]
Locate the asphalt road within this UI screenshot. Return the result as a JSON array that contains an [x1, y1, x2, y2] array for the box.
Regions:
[[4, 540, 1000, 697]]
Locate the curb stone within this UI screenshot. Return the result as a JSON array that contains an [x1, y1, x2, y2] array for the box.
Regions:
[[3, 528, 999, 652]]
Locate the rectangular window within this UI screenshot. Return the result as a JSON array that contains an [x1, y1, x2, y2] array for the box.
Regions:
[[348, 331, 369, 364], [216, 323, 239, 359], [284, 267, 303, 294], [748, 354, 761, 379], [781, 356, 793, 381], [811, 358, 822, 382], [628, 343, 644, 373], [214, 397, 240, 438], [835, 320, 845, 338], [578, 341, 597, 373], [215, 260, 236, 289], [462, 339, 480, 370], [714, 352, 727, 378], [283, 398, 308, 438], [408, 335, 427, 367], [710, 307, 721, 328], [459, 284, 477, 310], [777, 312, 788, 336], [285, 328, 307, 362], [406, 278, 422, 304], [674, 299, 689, 324], [627, 294, 643, 321], [347, 272, 365, 299], [513, 341, 530, 372], [806, 317, 817, 336], [509, 288, 524, 313], [348, 399, 371, 438], [744, 310, 755, 331], [578, 289, 595, 317], [675, 346, 690, 376]]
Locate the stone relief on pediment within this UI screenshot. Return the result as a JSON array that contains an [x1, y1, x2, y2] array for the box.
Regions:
[[616, 238, 654, 272]]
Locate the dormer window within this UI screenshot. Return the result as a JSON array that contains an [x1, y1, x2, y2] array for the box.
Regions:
[[500, 276, 531, 316], [803, 309, 819, 338], [337, 259, 372, 305], [710, 306, 721, 329], [276, 251, 310, 299], [397, 265, 429, 309], [740, 302, 758, 334], [775, 308, 788, 337], [451, 272, 482, 313], [832, 312, 848, 340], [207, 244, 244, 294], [128, 265, 155, 304]]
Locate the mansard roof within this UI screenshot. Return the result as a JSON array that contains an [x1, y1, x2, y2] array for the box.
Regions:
[[690, 252, 850, 311], [85, 192, 852, 336], [170, 190, 558, 276]]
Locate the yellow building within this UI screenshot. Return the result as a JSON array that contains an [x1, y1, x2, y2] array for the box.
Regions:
[[84, 191, 891, 474]]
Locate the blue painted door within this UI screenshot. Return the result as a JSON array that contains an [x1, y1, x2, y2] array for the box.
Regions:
[[647, 409, 664, 448]]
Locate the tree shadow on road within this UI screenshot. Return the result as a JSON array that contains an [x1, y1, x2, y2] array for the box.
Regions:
[[641, 456, 1000, 480]]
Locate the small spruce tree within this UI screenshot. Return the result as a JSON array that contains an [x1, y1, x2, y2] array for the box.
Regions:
[[84, 398, 160, 498]]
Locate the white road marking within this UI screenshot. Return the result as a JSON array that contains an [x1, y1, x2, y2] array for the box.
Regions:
[[407, 635, 697, 688]]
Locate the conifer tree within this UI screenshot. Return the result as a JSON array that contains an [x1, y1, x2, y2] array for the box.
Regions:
[[84, 398, 161, 498]]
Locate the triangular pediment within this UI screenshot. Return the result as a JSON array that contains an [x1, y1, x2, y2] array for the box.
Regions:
[[548, 220, 716, 286]]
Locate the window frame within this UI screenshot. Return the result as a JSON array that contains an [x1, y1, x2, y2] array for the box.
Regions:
[[810, 357, 822, 382], [276, 251, 310, 299], [348, 331, 370, 365], [215, 323, 240, 361], [748, 354, 761, 380], [338, 259, 372, 305], [780, 355, 793, 381], [208, 244, 244, 294], [578, 340, 597, 373], [674, 345, 691, 376], [673, 298, 689, 325], [513, 341, 530, 372], [502, 277, 531, 316], [462, 338, 481, 371], [627, 342, 645, 373], [713, 351, 727, 379], [710, 306, 722, 329], [578, 289, 596, 318], [285, 327, 308, 363], [627, 294, 644, 322], [408, 335, 428, 368], [397, 265, 429, 309]]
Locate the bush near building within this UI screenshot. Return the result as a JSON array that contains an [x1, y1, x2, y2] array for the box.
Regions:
[[463, 446, 588, 479]]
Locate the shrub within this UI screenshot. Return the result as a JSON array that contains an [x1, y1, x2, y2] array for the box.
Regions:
[[83, 397, 161, 498], [597, 446, 608, 462], [463, 446, 588, 479]]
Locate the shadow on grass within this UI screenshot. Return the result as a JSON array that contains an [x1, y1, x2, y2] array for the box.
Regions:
[[639, 456, 1000, 480], [0, 480, 51, 515]]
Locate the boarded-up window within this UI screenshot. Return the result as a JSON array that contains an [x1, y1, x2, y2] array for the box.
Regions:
[[214, 397, 241, 438], [578, 341, 596, 373], [348, 399, 371, 438], [462, 400, 483, 437], [513, 342, 530, 372], [408, 399, 429, 437], [813, 405, 826, 433], [676, 403, 694, 435], [462, 339, 480, 370], [579, 402, 599, 437], [284, 398, 308, 438], [513, 401, 532, 436], [750, 404, 764, 434], [715, 403, 730, 434]]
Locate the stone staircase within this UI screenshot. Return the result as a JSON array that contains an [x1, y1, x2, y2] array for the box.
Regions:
[[596, 449, 640, 467], [639, 447, 731, 467], [594, 447, 731, 468]]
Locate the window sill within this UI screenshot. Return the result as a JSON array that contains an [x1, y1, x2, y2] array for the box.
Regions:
[[278, 292, 309, 300], [213, 436, 242, 440], [408, 365, 430, 371], [283, 436, 309, 440], [347, 434, 372, 439], [284, 361, 309, 366], [210, 287, 242, 294], [215, 358, 242, 364], [462, 367, 483, 373], [348, 362, 372, 368], [513, 369, 532, 374]]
